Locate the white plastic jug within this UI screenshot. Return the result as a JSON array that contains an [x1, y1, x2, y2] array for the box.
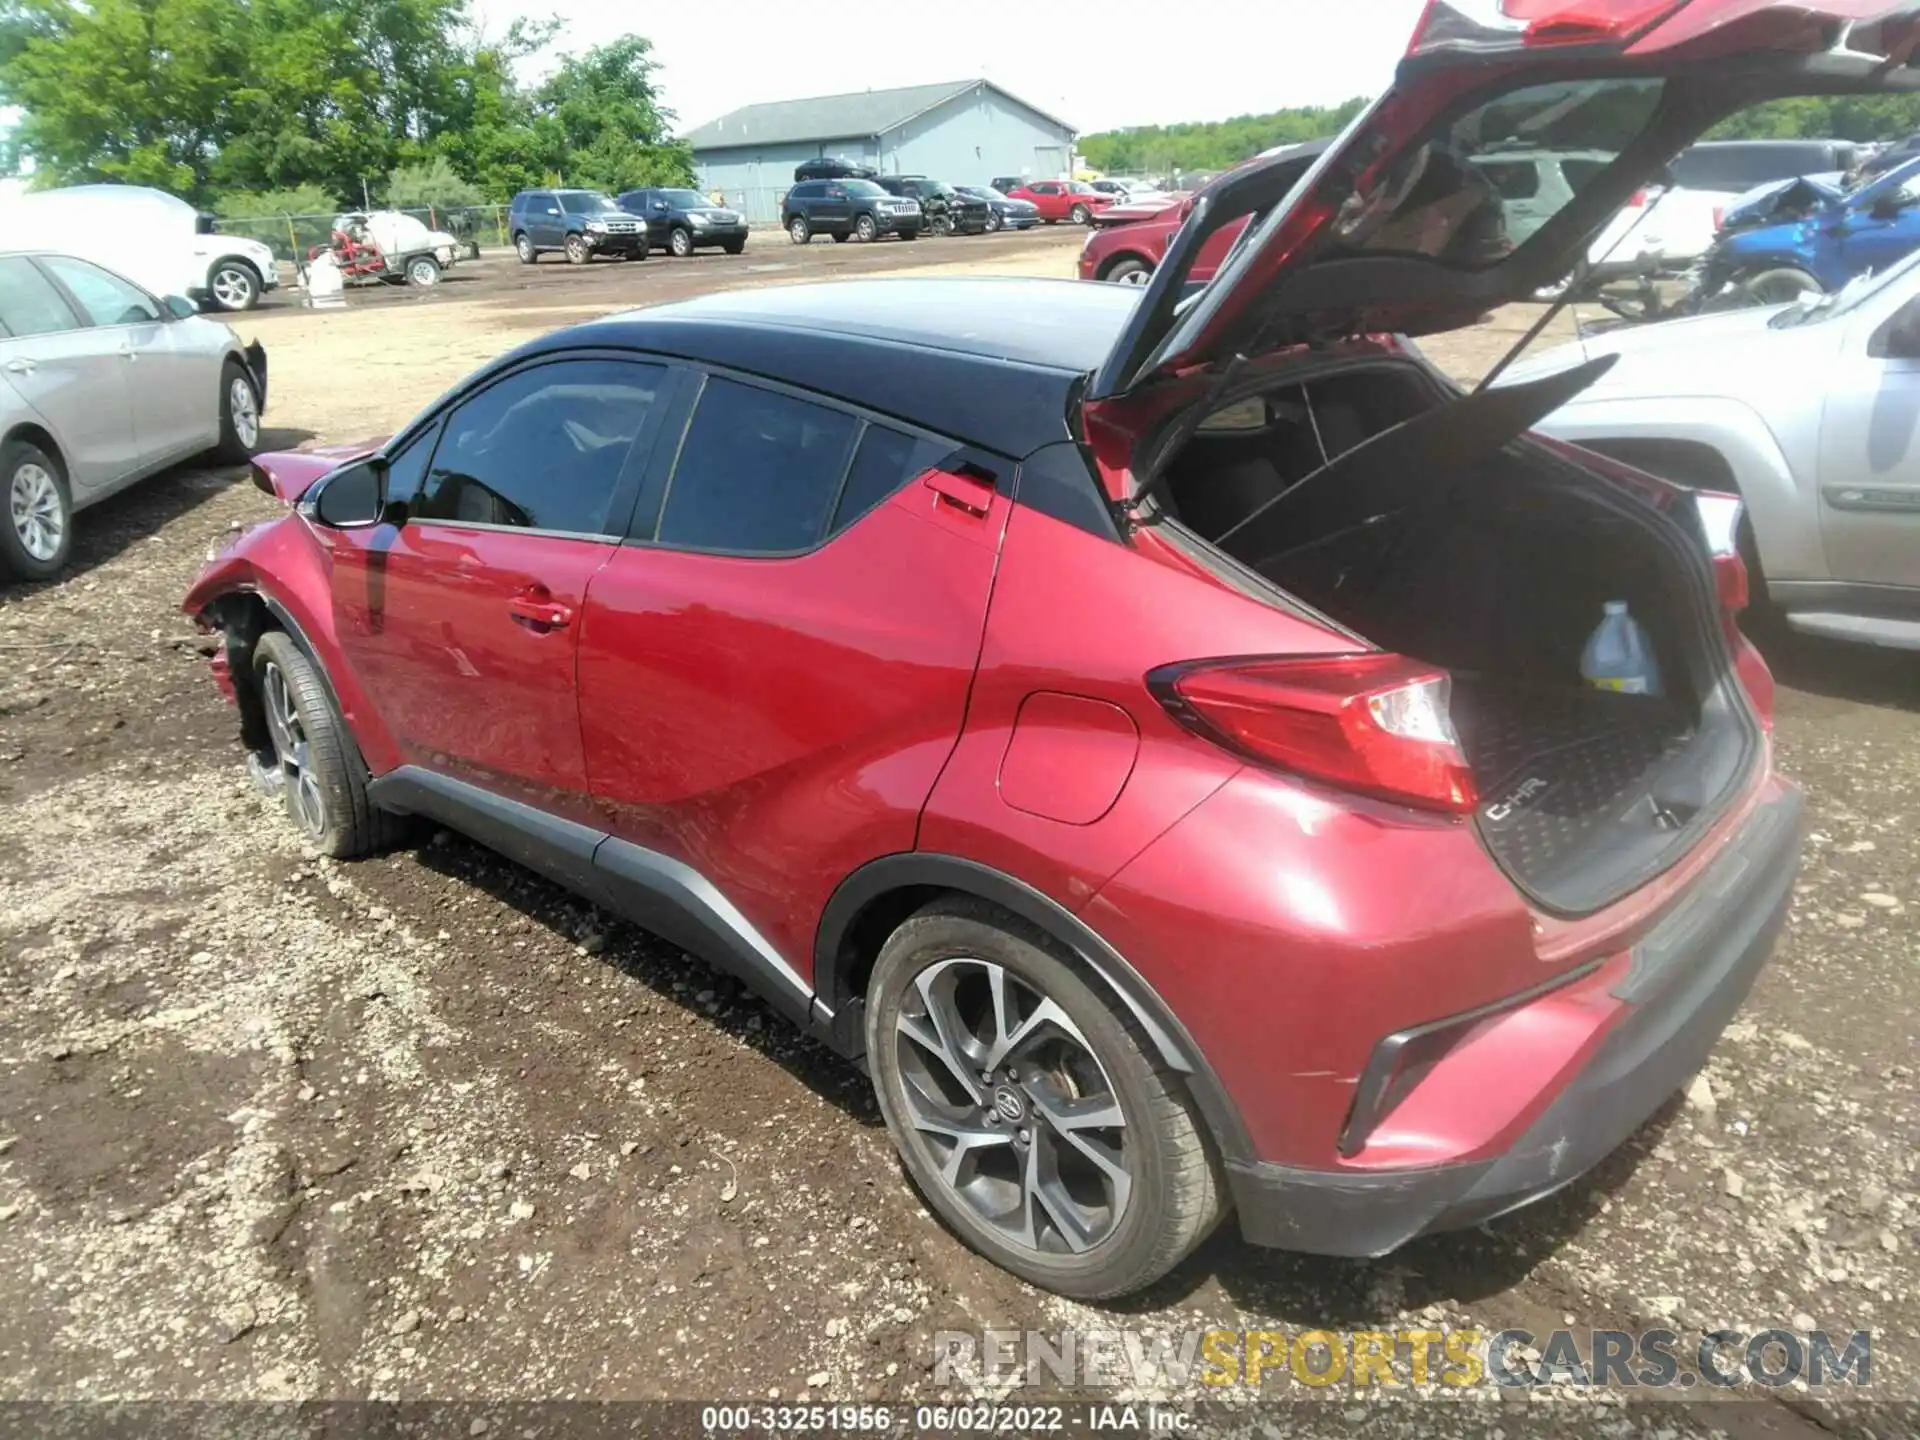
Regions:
[[1581, 600, 1663, 697]]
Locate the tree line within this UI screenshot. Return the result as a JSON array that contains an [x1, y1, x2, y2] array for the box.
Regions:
[[1080, 95, 1920, 178], [0, 0, 695, 214]]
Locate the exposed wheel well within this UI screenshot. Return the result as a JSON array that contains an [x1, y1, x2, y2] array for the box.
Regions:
[[211, 254, 263, 282], [200, 591, 282, 755], [1577, 436, 1739, 494]]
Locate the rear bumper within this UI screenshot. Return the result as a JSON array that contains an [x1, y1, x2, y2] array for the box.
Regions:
[[1229, 782, 1803, 1256]]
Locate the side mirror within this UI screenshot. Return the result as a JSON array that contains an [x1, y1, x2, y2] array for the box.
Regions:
[[653, 201, 669, 212], [163, 294, 198, 320], [310, 460, 389, 529]]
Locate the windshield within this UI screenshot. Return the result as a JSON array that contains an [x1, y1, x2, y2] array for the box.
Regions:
[[1770, 248, 1920, 329], [1336, 77, 1666, 269], [975, 187, 1010, 200], [919, 180, 955, 197], [561, 191, 622, 215], [658, 189, 708, 207], [844, 180, 887, 197], [1067, 181, 1098, 195]]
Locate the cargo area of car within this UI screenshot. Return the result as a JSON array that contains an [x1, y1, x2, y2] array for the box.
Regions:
[[1150, 363, 1757, 916]]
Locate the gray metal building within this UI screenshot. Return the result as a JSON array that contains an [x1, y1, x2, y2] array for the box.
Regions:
[[683, 80, 1077, 225]]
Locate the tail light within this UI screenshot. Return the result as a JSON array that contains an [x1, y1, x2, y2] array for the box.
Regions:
[[1152, 654, 1478, 813], [1626, 189, 1648, 209], [1694, 490, 1776, 731], [1712, 205, 1726, 231]]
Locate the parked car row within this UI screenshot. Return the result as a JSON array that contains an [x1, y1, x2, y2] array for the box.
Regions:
[[508, 187, 751, 264], [779, 159, 1116, 243]]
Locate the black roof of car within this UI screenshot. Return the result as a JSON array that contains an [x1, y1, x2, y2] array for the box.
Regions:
[[483, 278, 1140, 456]]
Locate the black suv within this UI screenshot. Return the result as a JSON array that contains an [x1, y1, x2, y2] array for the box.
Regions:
[[874, 176, 991, 236], [794, 157, 877, 182], [782, 178, 923, 244], [508, 189, 649, 264], [617, 187, 749, 257]]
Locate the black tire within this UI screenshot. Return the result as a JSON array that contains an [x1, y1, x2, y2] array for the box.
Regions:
[[1742, 266, 1823, 307], [723, 238, 746, 255], [405, 254, 441, 288], [900, 230, 919, 241], [668, 226, 693, 258], [207, 260, 261, 313], [832, 232, 849, 243], [564, 234, 590, 265], [788, 215, 811, 244], [1102, 257, 1153, 286], [984, 210, 1003, 234], [213, 360, 262, 465], [1070, 204, 1092, 226], [931, 212, 953, 237], [865, 900, 1224, 1300], [513, 232, 536, 264], [0, 439, 73, 581], [251, 631, 400, 859], [855, 213, 878, 243]]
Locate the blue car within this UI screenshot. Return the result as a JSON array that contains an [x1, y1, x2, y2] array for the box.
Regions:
[[1701, 155, 1920, 304]]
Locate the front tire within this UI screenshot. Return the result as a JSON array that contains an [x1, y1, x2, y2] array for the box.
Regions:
[[1102, 257, 1153, 286], [723, 238, 746, 255], [865, 901, 1224, 1300], [208, 261, 261, 313], [1070, 204, 1092, 225], [1, 440, 72, 581], [669, 226, 693, 258], [214, 361, 262, 464], [984, 210, 1003, 233], [788, 215, 811, 244], [1742, 266, 1823, 307], [565, 234, 590, 265], [513, 232, 536, 264], [251, 632, 398, 859], [855, 213, 878, 243]]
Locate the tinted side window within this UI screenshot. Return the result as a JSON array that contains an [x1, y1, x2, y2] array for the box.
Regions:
[[835, 425, 947, 532], [790, 182, 823, 199], [415, 359, 666, 534], [379, 419, 443, 508], [657, 378, 857, 554], [40, 256, 161, 326], [0, 257, 82, 338]]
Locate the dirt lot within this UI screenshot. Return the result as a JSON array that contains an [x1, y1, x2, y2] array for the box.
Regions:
[[2, 227, 1918, 1433]]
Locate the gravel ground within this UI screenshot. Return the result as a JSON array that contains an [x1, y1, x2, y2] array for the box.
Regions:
[[1, 230, 1916, 1435]]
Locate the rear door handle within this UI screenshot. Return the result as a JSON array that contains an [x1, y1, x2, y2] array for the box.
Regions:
[[3, 358, 34, 376], [508, 592, 573, 630], [922, 468, 995, 517], [118, 342, 137, 362]]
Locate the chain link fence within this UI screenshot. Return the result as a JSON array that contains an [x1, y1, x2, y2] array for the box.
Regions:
[[212, 204, 513, 262]]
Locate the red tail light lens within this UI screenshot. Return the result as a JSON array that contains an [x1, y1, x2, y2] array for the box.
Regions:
[[1712, 205, 1726, 231], [1692, 489, 1774, 731], [1154, 654, 1478, 814], [1627, 189, 1648, 209]]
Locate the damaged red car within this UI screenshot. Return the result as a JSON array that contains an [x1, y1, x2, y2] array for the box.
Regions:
[[185, 0, 1919, 1300]]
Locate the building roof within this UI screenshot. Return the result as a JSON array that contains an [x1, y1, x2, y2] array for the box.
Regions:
[[683, 80, 1074, 152]]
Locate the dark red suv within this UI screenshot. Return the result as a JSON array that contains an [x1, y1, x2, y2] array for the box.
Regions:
[[187, 0, 1890, 1299]]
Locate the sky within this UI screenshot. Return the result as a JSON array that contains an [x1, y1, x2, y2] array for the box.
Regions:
[[483, 0, 1431, 137]]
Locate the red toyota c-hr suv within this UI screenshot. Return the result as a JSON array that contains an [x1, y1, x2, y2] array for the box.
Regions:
[[187, 0, 1899, 1299]]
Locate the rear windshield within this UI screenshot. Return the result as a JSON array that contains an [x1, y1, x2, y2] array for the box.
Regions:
[[1336, 77, 1666, 269]]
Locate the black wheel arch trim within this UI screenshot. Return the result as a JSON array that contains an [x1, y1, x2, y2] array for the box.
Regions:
[[812, 852, 1255, 1164]]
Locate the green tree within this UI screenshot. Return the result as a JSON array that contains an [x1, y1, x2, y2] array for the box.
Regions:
[[1080, 99, 1369, 177], [528, 36, 693, 192], [387, 154, 484, 210]]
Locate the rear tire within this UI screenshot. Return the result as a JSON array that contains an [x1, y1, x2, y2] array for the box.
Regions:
[[788, 215, 811, 244], [251, 631, 400, 859], [865, 900, 1224, 1300], [405, 254, 441, 288], [214, 360, 262, 464], [1, 440, 72, 581]]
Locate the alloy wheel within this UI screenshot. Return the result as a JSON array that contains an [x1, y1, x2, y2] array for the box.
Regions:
[[229, 375, 260, 449], [790, 218, 810, 244], [261, 660, 327, 840], [566, 236, 588, 263], [211, 266, 255, 311], [8, 461, 63, 562], [856, 215, 877, 242], [671, 228, 693, 257], [892, 957, 1131, 1255]]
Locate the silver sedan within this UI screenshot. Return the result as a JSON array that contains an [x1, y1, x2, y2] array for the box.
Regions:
[[2, 250, 266, 581]]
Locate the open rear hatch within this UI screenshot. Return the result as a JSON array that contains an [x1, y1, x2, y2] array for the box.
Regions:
[[1081, 0, 1913, 914]]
